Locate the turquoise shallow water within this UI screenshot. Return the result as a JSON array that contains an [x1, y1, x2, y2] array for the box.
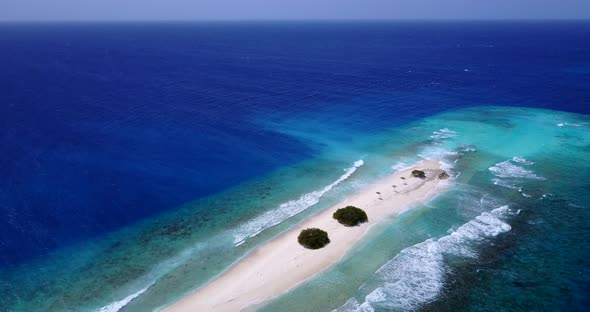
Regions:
[[2, 22, 590, 312], [1, 106, 588, 312], [256, 107, 590, 312]]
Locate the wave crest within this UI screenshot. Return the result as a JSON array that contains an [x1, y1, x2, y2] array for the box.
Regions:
[[97, 285, 152, 312], [489, 160, 544, 180], [511, 156, 534, 165], [335, 206, 512, 312], [233, 160, 364, 246], [430, 128, 456, 140]]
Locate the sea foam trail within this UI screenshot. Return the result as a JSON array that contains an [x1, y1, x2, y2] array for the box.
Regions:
[[430, 128, 456, 140], [419, 128, 461, 166], [95, 245, 199, 312], [335, 206, 512, 312], [97, 285, 153, 312], [492, 178, 519, 190], [489, 159, 545, 180], [557, 122, 582, 127], [233, 160, 364, 246], [98, 160, 364, 310], [391, 160, 412, 172], [511, 156, 534, 165]]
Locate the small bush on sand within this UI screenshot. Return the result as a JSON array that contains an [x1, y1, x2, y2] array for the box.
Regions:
[[298, 228, 330, 249], [411, 169, 426, 179], [333, 206, 368, 226]]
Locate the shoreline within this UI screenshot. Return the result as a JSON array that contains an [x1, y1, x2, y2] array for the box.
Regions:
[[163, 159, 449, 312]]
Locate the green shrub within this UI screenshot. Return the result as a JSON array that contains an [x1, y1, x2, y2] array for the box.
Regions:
[[298, 228, 330, 249], [411, 169, 426, 179], [333, 206, 368, 226]]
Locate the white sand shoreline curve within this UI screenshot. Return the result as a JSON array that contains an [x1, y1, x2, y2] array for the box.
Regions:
[[163, 159, 449, 312]]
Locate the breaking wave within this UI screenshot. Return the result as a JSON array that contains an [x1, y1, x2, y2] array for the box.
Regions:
[[334, 206, 512, 312], [430, 128, 456, 140], [557, 122, 582, 127], [492, 178, 519, 190], [511, 156, 534, 165], [458, 145, 476, 153], [97, 285, 153, 312], [391, 160, 413, 172], [95, 243, 202, 312], [233, 160, 364, 246], [489, 159, 545, 180]]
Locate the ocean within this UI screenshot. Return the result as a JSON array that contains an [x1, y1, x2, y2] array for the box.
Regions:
[[0, 21, 589, 311]]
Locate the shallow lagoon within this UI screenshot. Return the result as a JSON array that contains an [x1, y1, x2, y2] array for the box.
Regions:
[[3, 106, 588, 312]]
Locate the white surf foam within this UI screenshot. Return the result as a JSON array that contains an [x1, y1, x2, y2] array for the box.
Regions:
[[418, 147, 446, 160], [511, 156, 534, 165], [492, 178, 519, 190], [417, 147, 454, 174], [233, 160, 365, 246], [489, 160, 545, 180], [418, 146, 456, 163], [97, 284, 153, 312], [95, 243, 201, 312], [335, 298, 369, 312], [430, 128, 456, 140], [557, 122, 582, 127], [458, 145, 476, 153], [335, 206, 512, 312], [391, 160, 413, 172]]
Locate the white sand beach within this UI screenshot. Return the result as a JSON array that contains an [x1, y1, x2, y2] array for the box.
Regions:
[[164, 159, 449, 312]]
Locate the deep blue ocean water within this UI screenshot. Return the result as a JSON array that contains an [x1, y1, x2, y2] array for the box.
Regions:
[[0, 21, 589, 311]]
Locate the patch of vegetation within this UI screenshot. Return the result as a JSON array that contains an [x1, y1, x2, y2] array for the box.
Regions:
[[411, 169, 426, 179], [298, 228, 330, 249], [333, 206, 368, 226]]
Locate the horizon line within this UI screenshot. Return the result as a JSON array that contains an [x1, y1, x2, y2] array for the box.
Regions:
[[1, 17, 590, 24]]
